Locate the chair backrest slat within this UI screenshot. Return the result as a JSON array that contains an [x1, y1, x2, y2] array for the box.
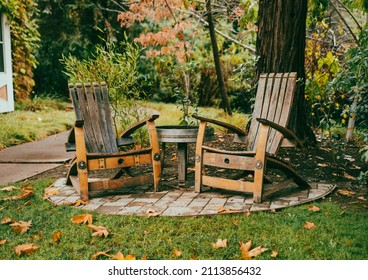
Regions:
[[69, 82, 118, 154], [246, 72, 297, 154]]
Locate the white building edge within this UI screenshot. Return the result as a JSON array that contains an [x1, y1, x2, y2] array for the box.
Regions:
[[0, 12, 14, 113]]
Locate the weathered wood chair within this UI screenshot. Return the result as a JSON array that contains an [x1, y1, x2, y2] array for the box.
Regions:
[[65, 82, 161, 201], [193, 72, 310, 203]]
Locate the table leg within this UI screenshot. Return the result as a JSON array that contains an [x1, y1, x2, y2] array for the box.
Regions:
[[177, 142, 187, 186]]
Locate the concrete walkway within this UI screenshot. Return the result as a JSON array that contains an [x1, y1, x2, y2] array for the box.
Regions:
[[0, 131, 74, 185]]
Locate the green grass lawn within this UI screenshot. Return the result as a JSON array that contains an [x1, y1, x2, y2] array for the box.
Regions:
[[0, 179, 367, 260]]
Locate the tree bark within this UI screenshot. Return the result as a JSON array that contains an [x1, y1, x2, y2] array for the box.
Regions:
[[206, 0, 232, 115], [256, 0, 314, 141]]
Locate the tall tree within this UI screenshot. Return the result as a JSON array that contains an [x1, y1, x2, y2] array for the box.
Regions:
[[256, 0, 314, 140], [205, 0, 232, 115]]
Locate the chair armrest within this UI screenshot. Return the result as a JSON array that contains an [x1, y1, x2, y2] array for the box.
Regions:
[[192, 114, 247, 137], [256, 118, 303, 147], [119, 114, 160, 138]]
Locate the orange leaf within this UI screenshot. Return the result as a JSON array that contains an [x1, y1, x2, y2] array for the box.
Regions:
[[43, 189, 59, 199], [92, 250, 111, 259], [232, 220, 240, 226], [53, 231, 61, 243], [73, 200, 90, 206], [270, 251, 278, 258], [146, 209, 160, 217], [111, 252, 136, 260], [0, 239, 7, 245], [10, 220, 32, 234], [338, 189, 355, 197], [0, 186, 18, 191], [14, 244, 38, 256], [3, 187, 33, 201], [87, 224, 109, 238], [240, 240, 268, 260], [212, 239, 227, 249], [173, 249, 182, 258], [343, 172, 356, 180], [1, 217, 14, 224], [71, 214, 93, 225], [308, 205, 321, 212], [303, 221, 317, 230]]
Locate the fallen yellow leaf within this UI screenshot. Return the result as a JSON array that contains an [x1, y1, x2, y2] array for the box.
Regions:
[[357, 196, 366, 201], [111, 252, 136, 260], [0, 239, 7, 245], [14, 244, 38, 256], [240, 240, 268, 260], [43, 189, 59, 199], [73, 200, 90, 206], [146, 209, 160, 217], [53, 231, 61, 243], [270, 251, 278, 258], [10, 220, 32, 234], [308, 205, 321, 212], [337, 189, 355, 197], [1, 217, 14, 224], [232, 220, 240, 226], [87, 224, 109, 238], [2, 187, 33, 201], [92, 250, 111, 259], [173, 249, 182, 258], [71, 214, 93, 225], [0, 186, 17, 191], [212, 239, 227, 249], [303, 221, 317, 230]]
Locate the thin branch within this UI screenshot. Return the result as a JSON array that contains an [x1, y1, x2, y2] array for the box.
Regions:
[[329, 0, 359, 44], [332, 0, 362, 31], [176, 8, 256, 53]]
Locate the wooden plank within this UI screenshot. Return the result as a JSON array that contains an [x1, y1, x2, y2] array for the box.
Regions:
[[266, 73, 284, 153], [84, 83, 106, 154], [253, 124, 269, 202], [268, 73, 297, 154], [92, 83, 117, 154], [100, 82, 119, 152], [194, 121, 207, 192], [75, 84, 96, 152], [247, 73, 270, 151], [147, 119, 162, 191], [203, 151, 255, 170], [87, 153, 152, 171], [89, 175, 153, 191], [202, 175, 254, 193]]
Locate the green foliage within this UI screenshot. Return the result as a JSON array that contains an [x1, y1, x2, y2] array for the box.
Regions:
[[34, 0, 127, 96], [61, 38, 148, 143], [1, 0, 40, 101]]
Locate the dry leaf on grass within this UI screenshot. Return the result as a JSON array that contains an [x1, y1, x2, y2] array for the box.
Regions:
[[212, 239, 227, 249], [2, 187, 33, 201], [240, 240, 268, 260], [71, 214, 93, 225], [0, 186, 18, 191], [1, 217, 15, 224], [338, 189, 356, 197], [111, 252, 136, 260], [53, 231, 61, 243], [173, 249, 182, 258], [303, 221, 317, 230], [92, 250, 111, 259], [232, 220, 240, 226], [0, 239, 7, 245], [270, 251, 278, 258], [10, 220, 32, 234], [308, 205, 321, 212], [87, 224, 109, 238], [343, 172, 356, 180], [14, 244, 38, 256], [357, 196, 366, 201]]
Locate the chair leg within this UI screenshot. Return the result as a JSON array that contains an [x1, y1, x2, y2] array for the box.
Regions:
[[195, 121, 207, 193]]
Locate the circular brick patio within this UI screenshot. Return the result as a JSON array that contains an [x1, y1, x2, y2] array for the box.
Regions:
[[45, 178, 336, 217]]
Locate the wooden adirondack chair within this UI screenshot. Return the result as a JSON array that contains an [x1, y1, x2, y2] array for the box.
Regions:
[[65, 82, 161, 201], [193, 72, 310, 203]]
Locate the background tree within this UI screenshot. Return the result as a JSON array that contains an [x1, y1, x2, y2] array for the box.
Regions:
[[255, 0, 312, 140]]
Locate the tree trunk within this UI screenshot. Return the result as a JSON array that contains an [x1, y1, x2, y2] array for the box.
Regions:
[[206, 0, 232, 115], [256, 0, 314, 141]]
